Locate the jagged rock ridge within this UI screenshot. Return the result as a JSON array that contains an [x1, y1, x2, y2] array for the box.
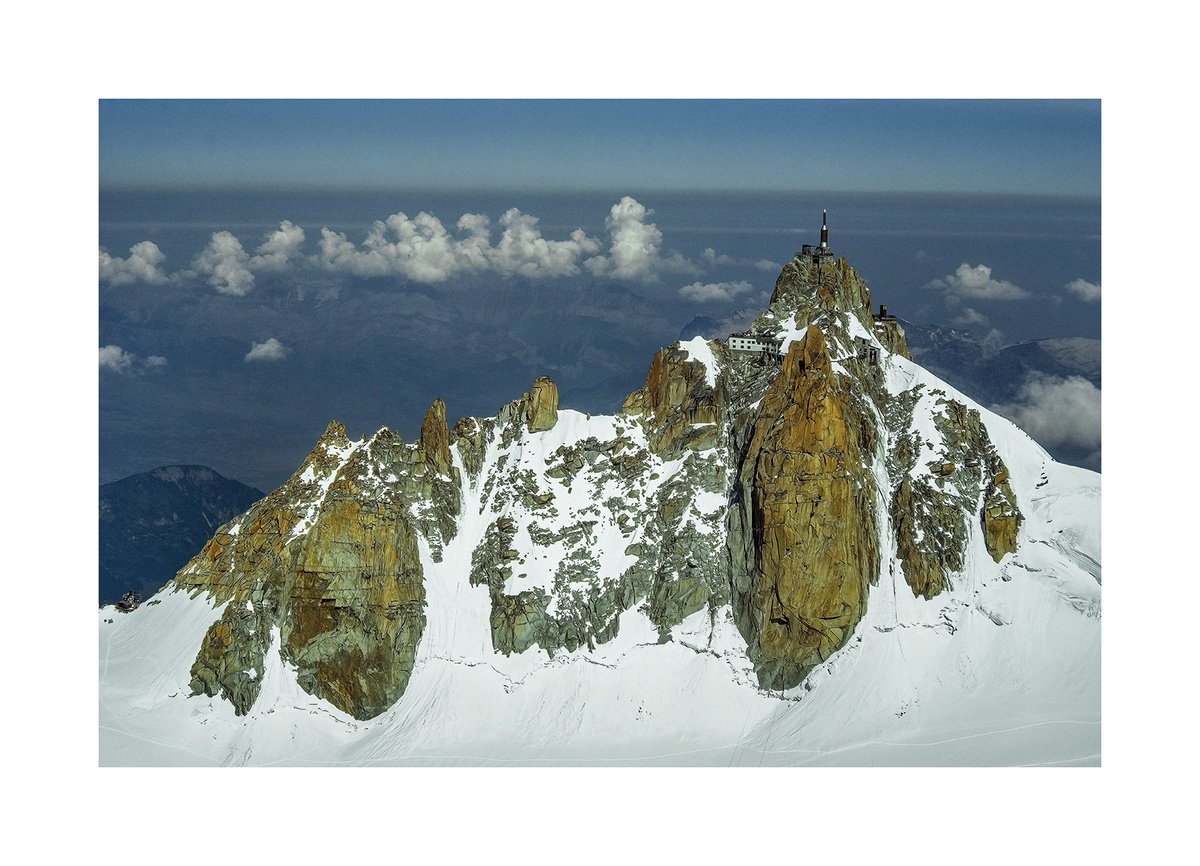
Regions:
[[164, 252, 1034, 720]]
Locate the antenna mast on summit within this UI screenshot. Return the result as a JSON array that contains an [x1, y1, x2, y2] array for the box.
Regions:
[[816, 208, 831, 283], [798, 208, 832, 282]]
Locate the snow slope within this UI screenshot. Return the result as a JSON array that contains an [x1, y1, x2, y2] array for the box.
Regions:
[[100, 340, 1099, 766]]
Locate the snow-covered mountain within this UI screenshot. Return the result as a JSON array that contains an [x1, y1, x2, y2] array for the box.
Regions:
[[99, 465, 264, 605], [99, 252, 1100, 766]]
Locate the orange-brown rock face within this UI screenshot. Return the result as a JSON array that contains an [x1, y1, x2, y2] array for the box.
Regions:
[[178, 421, 430, 720], [732, 325, 879, 690], [873, 319, 912, 360], [526, 376, 559, 432], [622, 343, 723, 458], [982, 470, 1021, 562], [419, 398, 451, 475], [283, 496, 424, 718]]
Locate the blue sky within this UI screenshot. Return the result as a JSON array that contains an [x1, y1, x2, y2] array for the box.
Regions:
[[100, 100, 1100, 197]]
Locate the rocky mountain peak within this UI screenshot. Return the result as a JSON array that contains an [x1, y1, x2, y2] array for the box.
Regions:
[[112, 248, 1102, 732], [419, 398, 452, 474], [318, 419, 349, 445], [768, 255, 874, 334], [149, 465, 217, 484], [525, 376, 559, 432]]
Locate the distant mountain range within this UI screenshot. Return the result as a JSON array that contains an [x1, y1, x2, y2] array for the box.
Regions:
[[99, 466, 263, 605], [899, 323, 1100, 402]]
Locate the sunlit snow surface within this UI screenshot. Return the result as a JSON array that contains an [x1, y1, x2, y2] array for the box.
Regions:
[[99, 350, 1099, 766]]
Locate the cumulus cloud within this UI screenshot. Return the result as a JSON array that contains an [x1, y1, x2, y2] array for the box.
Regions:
[[701, 247, 781, 273], [245, 338, 289, 362], [250, 220, 306, 272], [123, 197, 708, 291], [100, 345, 166, 373], [679, 280, 755, 303], [318, 210, 507, 282], [701, 248, 735, 267], [991, 373, 1101, 454], [316, 199, 700, 283], [585, 196, 662, 280], [99, 241, 169, 286], [584, 196, 699, 281], [99, 344, 136, 373], [193, 231, 255, 296], [1066, 278, 1101, 302], [945, 298, 990, 327], [490, 209, 601, 278], [929, 263, 1030, 301]]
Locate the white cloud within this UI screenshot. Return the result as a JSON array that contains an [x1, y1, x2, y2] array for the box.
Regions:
[[991, 373, 1101, 453], [584, 196, 699, 281], [929, 262, 1030, 301], [99, 241, 169, 286], [455, 213, 494, 271], [318, 211, 493, 282], [980, 328, 1006, 356], [489, 208, 601, 278], [317, 206, 608, 282], [245, 337, 289, 363], [100, 345, 169, 373], [99, 344, 136, 373], [679, 280, 755, 303], [701, 248, 735, 267], [250, 220, 306, 272], [148, 197, 705, 290], [701, 247, 781, 274], [948, 302, 989, 327], [193, 231, 255, 296], [1066, 278, 1101, 302], [585, 196, 662, 280]]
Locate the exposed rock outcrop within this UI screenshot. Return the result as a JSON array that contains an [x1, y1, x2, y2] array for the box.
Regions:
[[884, 389, 1023, 598], [419, 398, 452, 475], [621, 343, 724, 459], [526, 376, 559, 432], [731, 325, 880, 690], [769, 256, 876, 336], [874, 319, 912, 360], [164, 245, 1031, 722], [177, 421, 435, 720], [982, 470, 1021, 562]]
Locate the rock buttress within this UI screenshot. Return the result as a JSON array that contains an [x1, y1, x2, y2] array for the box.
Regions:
[[731, 324, 880, 690], [178, 422, 431, 721], [982, 466, 1021, 562], [621, 342, 724, 459], [419, 398, 452, 475], [770, 256, 875, 335], [884, 391, 1024, 598], [284, 494, 425, 720], [526, 376, 559, 432]]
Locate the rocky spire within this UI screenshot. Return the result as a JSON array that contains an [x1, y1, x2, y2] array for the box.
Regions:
[[526, 376, 559, 432], [419, 398, 452, 475], [731, 324, 880, 690]]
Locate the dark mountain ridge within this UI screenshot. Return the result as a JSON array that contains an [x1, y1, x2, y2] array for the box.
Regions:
[[99, 465, 264, 604]]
